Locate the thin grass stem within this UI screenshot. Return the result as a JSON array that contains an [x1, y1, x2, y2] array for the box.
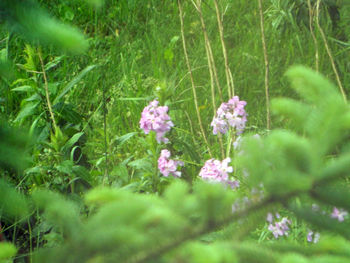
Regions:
[[213, 0, 235, 97], [195, 0, 223, 102], [307, 0, 319, 72], [258, 0, 271, 130], [178, 0, 212, 157], [316, 0, 347, 101], [38, 49, 58, 133], [195, 0, 224, 158]]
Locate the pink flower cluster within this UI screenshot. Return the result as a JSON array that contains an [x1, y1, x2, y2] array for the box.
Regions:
[[307, 230, 320, 243], [140, 100, 174, 143], [199, 158, 239, 188], [267, 213, 291, 239], [211, 96, 247, 135], [158, 149, 184, 177], [331, 207, 348, 222]]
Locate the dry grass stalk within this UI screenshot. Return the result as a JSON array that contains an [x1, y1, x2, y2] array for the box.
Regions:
[[195, 0, 225, 158], [38, 50, 58, 133], [316, 0, 347, 101], [178, 0, 212, 157], [194, 0, 223, 102], [258, 0, 271, 130], [307, 0, 319, 72], [213, 0, 235, 97]]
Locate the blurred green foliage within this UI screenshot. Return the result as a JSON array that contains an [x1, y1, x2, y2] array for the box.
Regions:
[[0, 0, 87, 54]]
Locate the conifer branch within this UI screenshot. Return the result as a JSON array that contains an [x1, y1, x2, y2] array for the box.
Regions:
[[129, 161, 350, 263]]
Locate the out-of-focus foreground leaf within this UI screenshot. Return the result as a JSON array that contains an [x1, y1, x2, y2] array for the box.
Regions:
[[0, 0, 87, 54]]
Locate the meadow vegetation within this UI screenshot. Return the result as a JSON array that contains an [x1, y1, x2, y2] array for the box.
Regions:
[[0, 0, 350, 262]]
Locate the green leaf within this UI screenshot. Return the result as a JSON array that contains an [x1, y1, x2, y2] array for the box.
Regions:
[[53, 102, 83, 124], [285, 66, 340, 104], [271, 98, 310, 131], [53, 65, 96, 104], [0, 179, 29, 220], [0, 243, 17, 260], [111, 164, 129, 183], [317, 154, 350, 182], [9, 2, 88, 54], [313, 183, 350, 211], [24, 93, 41, 102], [0, 122, 30, 171], [56, 160, 74, 175], [14, 102, 39, 122], [128, 158, 153, 171], [62, 132, 84, 154], [44, 56, 65, 71], [32, 190, 81, 238], [85, 187, 123, 206], [114, 132, 137, 147], [11, 85, 34, 93]]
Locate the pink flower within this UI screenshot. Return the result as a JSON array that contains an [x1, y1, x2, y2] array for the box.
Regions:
[[211, 96, 247, 135], [307, 230, 320, 243], [199, 158, 238, 188], [158, 149, 183, 177], [331, 207, 348, 222], [267, 216, 291, 239], [140, 100, 174, 143], [266, 213, 291, 239]]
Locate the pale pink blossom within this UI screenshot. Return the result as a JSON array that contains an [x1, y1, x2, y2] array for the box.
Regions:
[[267, 214, 291, 239], [307, 230, 320, 243], [140, 100, 174, 143], [331, 207, 348, 222], [211, 96, 247, 135], [199, 158, 239, 188], [158, 149, 183, 177]]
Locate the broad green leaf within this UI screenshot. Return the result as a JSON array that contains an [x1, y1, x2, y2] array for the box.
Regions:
[[11, 85, 34, 92], [111, 164, 129, 183], [56, 160, 74, 175], [128, 158, 153, 171], [114, 132, 137, 147], [14, 102, 39, 122], [62, 132, 84, 153], [53, 65, 96, 104], [44, 56, 65, 71]]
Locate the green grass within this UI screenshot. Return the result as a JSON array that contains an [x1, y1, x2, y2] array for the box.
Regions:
[[0, 0, 350, 261], [0, 0, 348, 183]]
